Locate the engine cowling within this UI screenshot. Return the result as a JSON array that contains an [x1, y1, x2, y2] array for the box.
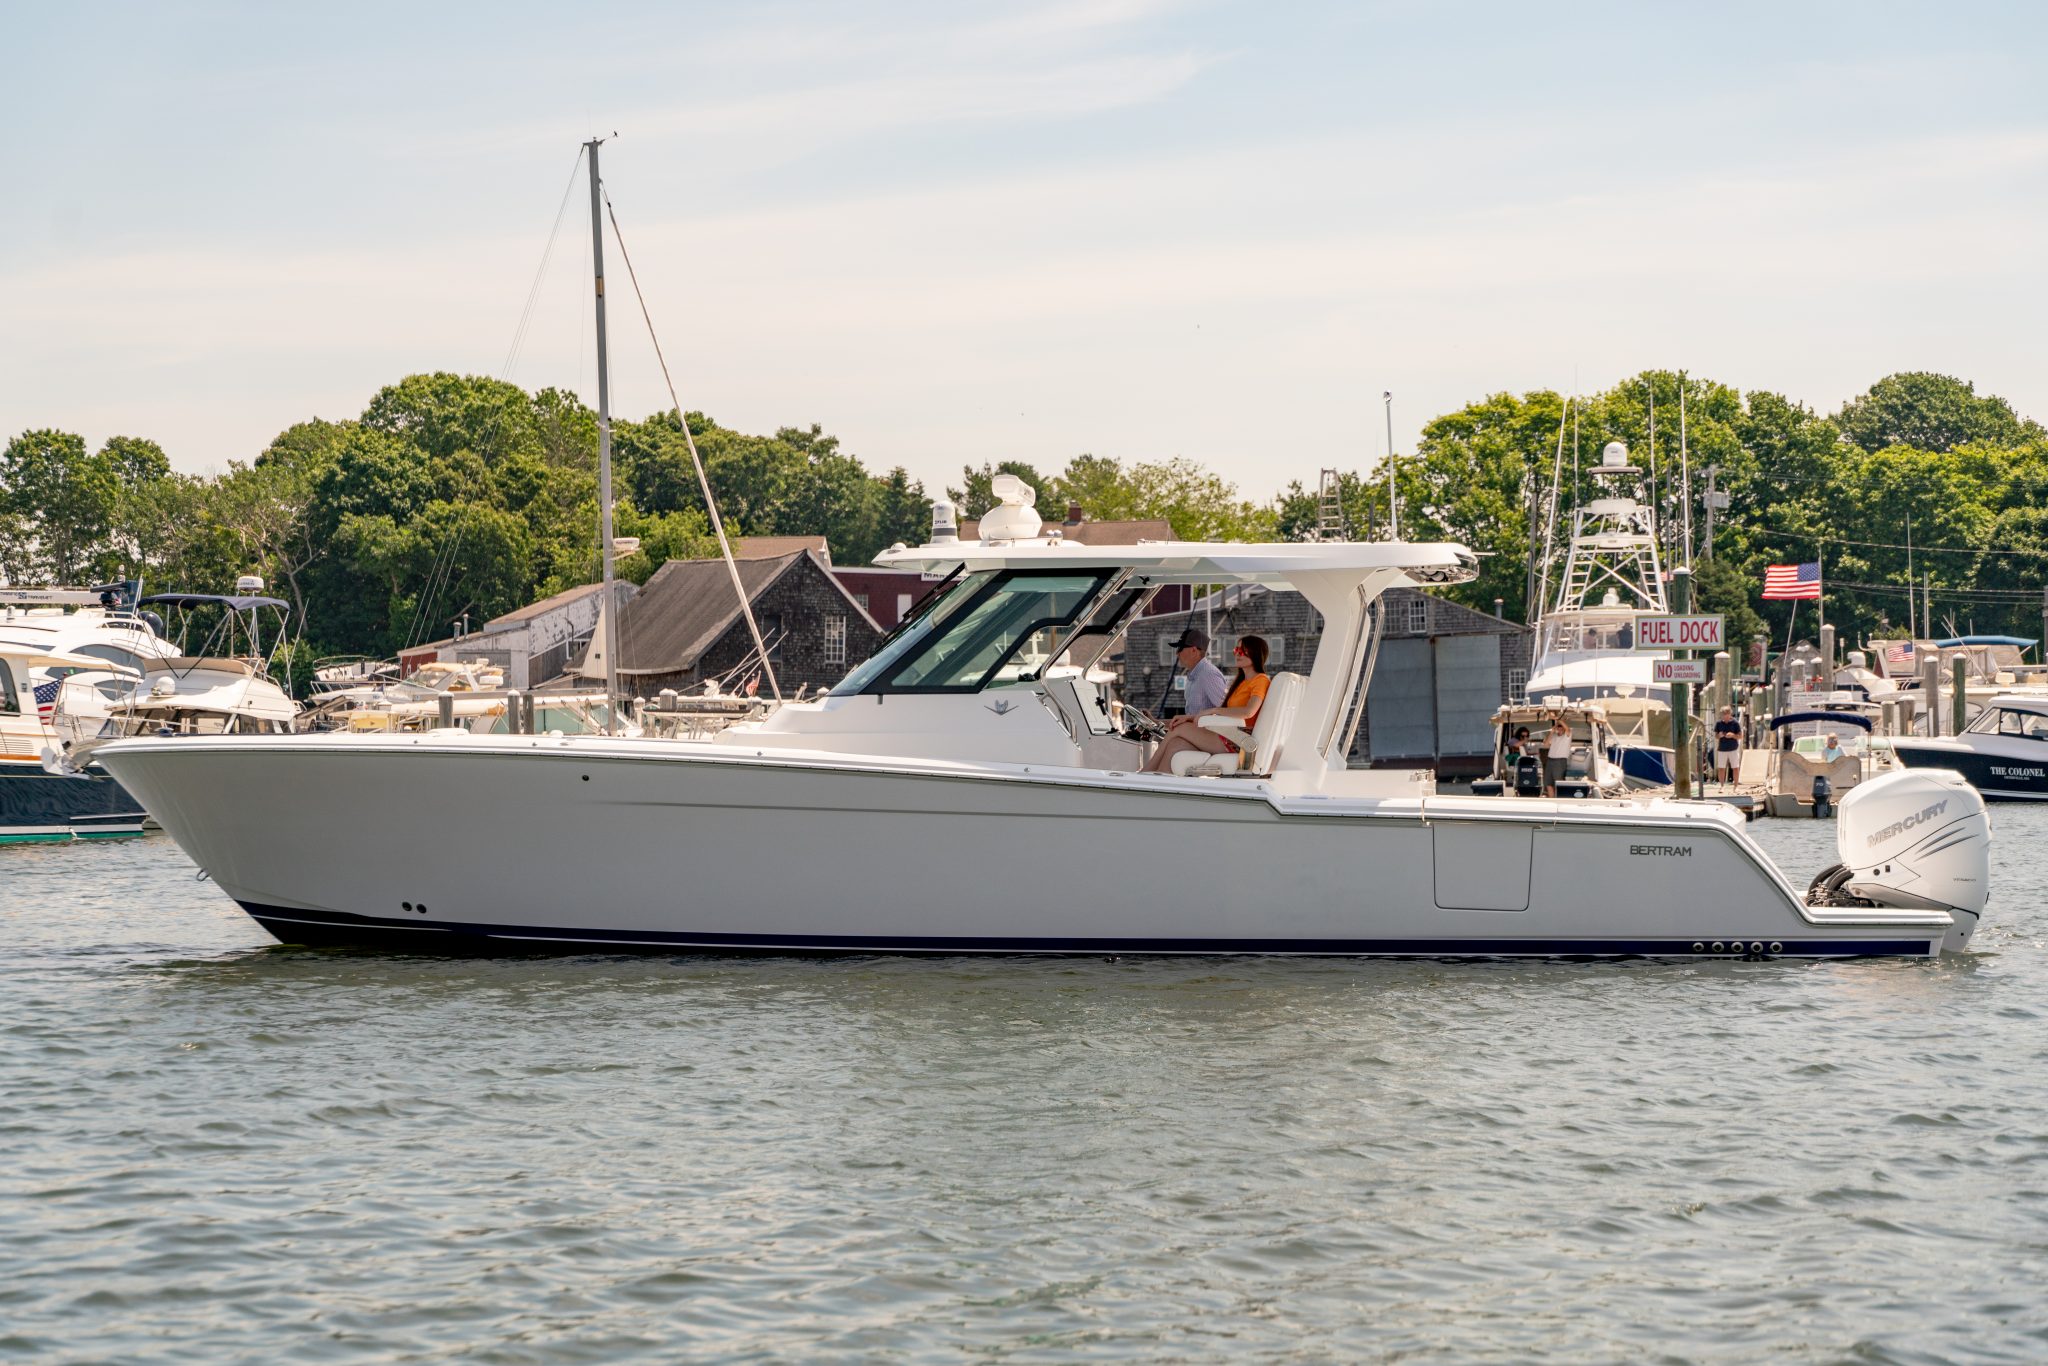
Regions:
[[1832, 768, 1990, 948]]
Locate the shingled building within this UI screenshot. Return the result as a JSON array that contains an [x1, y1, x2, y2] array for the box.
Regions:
[[595, 546, 885, 698]]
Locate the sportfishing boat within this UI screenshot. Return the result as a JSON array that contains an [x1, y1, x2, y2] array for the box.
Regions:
[[1473, 700, 1628, 798], [1887, 694, 2048, 800], [1525, 442, 1677, 786], [91, 145, 1993, 956]]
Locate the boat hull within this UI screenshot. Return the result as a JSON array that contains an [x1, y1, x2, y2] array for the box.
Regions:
[[0, 759, 148, 843], [95, 735, 1953, 958], [1611, 743, 1674, 788], [1891, 737, 2048, 801]]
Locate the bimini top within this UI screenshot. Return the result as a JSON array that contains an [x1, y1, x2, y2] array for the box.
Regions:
[[874, 535, 1479, 587], [141, 593, 291, 612], [1770, 710, 1875, 731], [1932, 635, 2037, 649]]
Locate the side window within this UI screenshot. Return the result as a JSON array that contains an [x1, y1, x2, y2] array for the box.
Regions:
[[823, 614, 847, 667], [74, 644, 146, 671], [1999, 710, 2027, 736], [1506, 667, 1528, 702], [0, 663, 18, 715], [2026, 714, 2048, 741], [1406, 598, 1429, 634]]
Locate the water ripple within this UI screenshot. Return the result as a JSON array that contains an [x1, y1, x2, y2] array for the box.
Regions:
[[3, 816, 2048, 1361]]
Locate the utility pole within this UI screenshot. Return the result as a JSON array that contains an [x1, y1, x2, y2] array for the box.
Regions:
[[1702, 466, 1727, 561], [1383, 391, 1399, 540], [1671, 566, 1693, 798]]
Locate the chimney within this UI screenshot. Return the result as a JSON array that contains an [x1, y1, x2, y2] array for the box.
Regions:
[[1065, 502, 1084, 526]]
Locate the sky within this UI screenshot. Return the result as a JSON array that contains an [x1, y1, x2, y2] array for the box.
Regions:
[[3, 0, 2045, 501]]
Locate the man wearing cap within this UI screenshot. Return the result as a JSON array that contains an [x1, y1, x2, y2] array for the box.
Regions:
[[1171, 628, 1228, 719]]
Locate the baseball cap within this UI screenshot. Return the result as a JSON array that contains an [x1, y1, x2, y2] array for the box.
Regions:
[[1170, 628, 1210, 651]]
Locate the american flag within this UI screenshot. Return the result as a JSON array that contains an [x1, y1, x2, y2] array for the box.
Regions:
[[33, 678, 60, 720], [1762, 561, 1822, 600], [1883, 640, 1916, 669]]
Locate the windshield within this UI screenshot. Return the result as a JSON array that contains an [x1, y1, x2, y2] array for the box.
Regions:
[[831, 570, 1113, 695]]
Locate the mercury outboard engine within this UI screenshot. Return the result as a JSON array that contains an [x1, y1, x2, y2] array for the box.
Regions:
[[1513, 754, 1543, 796], [1808, 769, 1990, 952], [1810, 773, 1833, 818]]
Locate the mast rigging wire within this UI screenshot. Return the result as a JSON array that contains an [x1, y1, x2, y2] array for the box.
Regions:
[[406, 148, 589, 655], [600, 187, 783, 701]]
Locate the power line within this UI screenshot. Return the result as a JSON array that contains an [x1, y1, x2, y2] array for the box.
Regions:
[[1753, 524, 2048, 559]]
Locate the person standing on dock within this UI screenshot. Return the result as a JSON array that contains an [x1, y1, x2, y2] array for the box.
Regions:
[[1714, 706, 1743, 789]]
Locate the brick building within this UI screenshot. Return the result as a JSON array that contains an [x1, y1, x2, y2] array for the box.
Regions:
[[1125, 585, 1531, 776], [597, 548, 885, 698]]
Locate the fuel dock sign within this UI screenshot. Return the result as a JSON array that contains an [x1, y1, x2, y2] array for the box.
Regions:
[[1634, 614, 1725, 652]]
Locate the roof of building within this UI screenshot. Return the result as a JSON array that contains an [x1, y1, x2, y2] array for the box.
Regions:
[[484, 580, 619, 630], [612, 553, 804, 675], [735, 535, 831, 561], [957, 516, 1174, 545], [609, 548, 880, 675]]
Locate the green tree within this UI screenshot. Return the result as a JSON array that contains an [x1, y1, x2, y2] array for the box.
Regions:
[[0, 428, 163, 583], [872, 466, 932, 552], [1837, 372, 2039, 456], [948, 460, 1059, 518]]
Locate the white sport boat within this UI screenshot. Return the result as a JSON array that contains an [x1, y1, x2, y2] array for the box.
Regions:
[[98, 506, 1992, 958], [49, 590, 300, 760], [1887, 693, 2048, 801], [92, 146, 1990, 956], [1526, 441, 1677, 787]]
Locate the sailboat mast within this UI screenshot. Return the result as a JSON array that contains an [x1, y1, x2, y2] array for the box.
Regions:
[[586, 137, 621, 733]]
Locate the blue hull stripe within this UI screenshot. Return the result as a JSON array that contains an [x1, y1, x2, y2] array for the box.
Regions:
[[236, 902, 1935, 958]]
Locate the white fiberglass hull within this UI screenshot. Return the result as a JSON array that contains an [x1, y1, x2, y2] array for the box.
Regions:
[[95, 734, 1959, 958]]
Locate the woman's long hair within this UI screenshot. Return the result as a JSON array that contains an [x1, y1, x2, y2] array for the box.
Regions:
[[1232, 633, 1270, 687]]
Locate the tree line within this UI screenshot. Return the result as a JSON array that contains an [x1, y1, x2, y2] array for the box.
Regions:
[[1272, 370, 2045, 649], [4, 369, 2042, 684]]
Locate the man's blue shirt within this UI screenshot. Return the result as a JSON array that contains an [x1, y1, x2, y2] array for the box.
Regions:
[[1184, 657, 1228, 714]]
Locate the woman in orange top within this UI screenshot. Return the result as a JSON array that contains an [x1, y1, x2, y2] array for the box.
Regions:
[[1141, 634, 1271, 773]]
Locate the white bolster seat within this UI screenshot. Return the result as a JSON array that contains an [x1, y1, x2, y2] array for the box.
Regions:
[[1169, 672, 1305, 778]]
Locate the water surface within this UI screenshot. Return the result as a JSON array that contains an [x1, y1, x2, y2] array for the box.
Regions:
[[3, 815, 2046, 1362]]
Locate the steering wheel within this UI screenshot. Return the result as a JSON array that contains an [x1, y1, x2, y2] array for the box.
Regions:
[[1122, 706, 1168, 742]]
